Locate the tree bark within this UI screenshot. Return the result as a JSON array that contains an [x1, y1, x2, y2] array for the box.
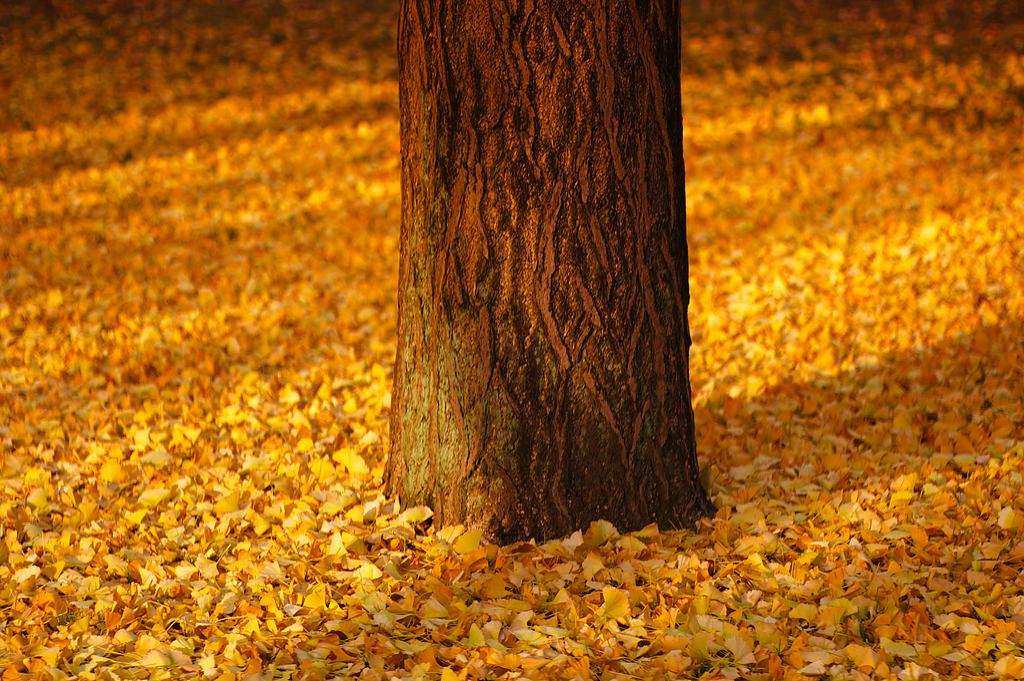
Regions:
[[386, 0, 716, 544]]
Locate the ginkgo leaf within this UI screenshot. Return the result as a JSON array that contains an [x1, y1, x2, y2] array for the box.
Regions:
[[398, 506, 433, 524], [998, 507, 1023, 531], [138, 649, 173, 667], [139, 449, 172, 466], [846, 644, 883, 671], [880, 637, 917, 658], [463, 624, 486, 648], [789, 603, 818, 621], [261, 562, 288, 581], [537, 626, 568, 638], [27, 488, 49, 509], [309, 458, 334, 481], [583, 519, 620, 546], [453, 528, 483, 555], [214, 491, 240, 515], [14, 566, 41, 584], [601, 587, 631, 621], [104, 554, 129, 574], [690, 631, 716, 662], [304, 585, 328, 609], [37, 646, 61, 667], [137, 488, 171, 508], [99, 461, 127, 483], [724, 635, 755, 665], [754, 620, 786, 653], [799, 660, 828, 675], [477, 575, 509, 599], [354, 561, 383, 580], [994, 655, 1024, 680], [581, 553, 604, 579]]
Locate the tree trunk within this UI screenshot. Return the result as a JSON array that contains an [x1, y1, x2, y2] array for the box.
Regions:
[[386, 0, 715, 544]]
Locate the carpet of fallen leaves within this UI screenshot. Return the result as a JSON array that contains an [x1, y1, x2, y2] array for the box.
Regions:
[[2, 0, 1024, 679]]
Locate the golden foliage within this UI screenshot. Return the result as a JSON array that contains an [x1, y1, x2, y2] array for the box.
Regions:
[[1, 0, 1023, 679]]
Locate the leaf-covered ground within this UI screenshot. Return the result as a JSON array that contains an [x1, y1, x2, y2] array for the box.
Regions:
[[2, 1, 1023, 679]]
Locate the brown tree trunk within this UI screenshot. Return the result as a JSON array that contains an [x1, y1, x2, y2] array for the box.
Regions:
[[386, 0, 715, 544]]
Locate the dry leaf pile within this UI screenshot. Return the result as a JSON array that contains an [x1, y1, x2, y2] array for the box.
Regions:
[[1, 0, 1023, 679]]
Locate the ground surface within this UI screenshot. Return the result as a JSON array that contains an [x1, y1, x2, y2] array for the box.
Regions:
[[1, 0, 1024, 679]]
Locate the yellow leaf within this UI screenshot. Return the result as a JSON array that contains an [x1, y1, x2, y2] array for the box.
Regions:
[[616, 534, 646, 551], [810, 103, 831, 124], [27, 487, 49, 509], [14, 565, 41, 586], [725, 635, 755, 665], [893, 409, 914, 430], [37, 645, 61, 666], [398, 506, 433, 524], [729, 505, 765, 526], [304, 585, 328, 610], [954, 435, 975, 454], [253, 513, 272, 536], [897, 524, 929, 546], [279, 385, 301, 405], [137, 488, 170, 508], [139, 449, 172, 466], [583, 519, 619, 546], [100, 461, 127, 483], [478, 575, 510, 599], [463, 623, 486, 647], [821, 453, 847, 471], [995, 655, 1024, 679], [537, 626, 567, 638], [309, 458, 334, 481], [754, 620, 786, 653], [453, 528, 483, 555], [45, 289, 63, 309], [998, 507, 1023, 531], [138, 649, 172, 667], [891, 473, 918, 493], [799, 660, 828, 676], [25, 467, 51, 485], [78, 502, 98, 524], [345, 504, 365, 523], [354, 561, 383, 580], [550, 588, 572, 606], [214, 491, 240, 515], [814, 348, 835, 370], [634, 522, 660, 538], [690, 630, 714, 662], [817, 604, 848, 627], [441, 668, 460, 681], [918, 224, 938, 242], [846, 643, 883, 671], [114, 630, 137, 645], [880, 637, 917, 659], [422, 597, 448, 618], [789, 603, 818, 621], [261, 562, 288, 581], [333, 447, 369, 475], [581, 552, 604, 579], [601, 586, 630, 620], [660, 634, 690, 652]]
